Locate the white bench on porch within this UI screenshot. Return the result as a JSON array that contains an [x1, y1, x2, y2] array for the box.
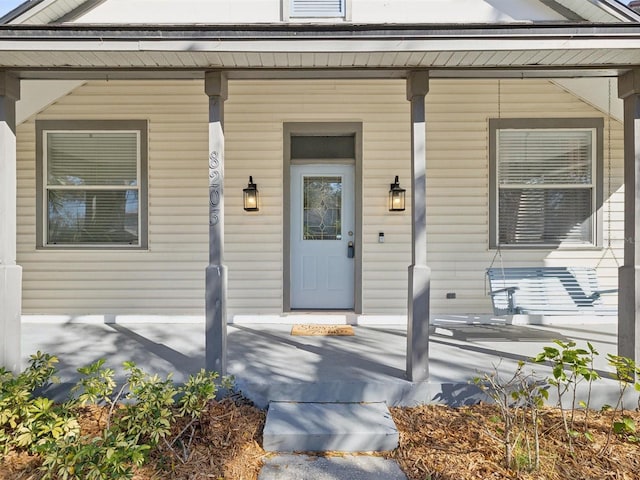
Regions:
[[486, 267, 617, 317]]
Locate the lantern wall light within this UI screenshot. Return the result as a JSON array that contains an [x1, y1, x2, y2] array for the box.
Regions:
[[243, 176, 259, 212], [389, 175, 406, 211]]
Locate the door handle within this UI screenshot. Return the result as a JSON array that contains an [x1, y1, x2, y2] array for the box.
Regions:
[[347, 241, 355, 258]]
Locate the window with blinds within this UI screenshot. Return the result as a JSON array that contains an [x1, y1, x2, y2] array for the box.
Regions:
[[38, 121, 148, 248], [490, 119, 602, 248], [290, 0, 345, 17]]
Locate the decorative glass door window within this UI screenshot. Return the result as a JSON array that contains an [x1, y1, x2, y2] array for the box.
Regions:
[[303, 176, 342, 240]]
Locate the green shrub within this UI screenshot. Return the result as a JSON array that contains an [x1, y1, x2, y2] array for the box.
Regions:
[[476, 341, 640, 469], [39, 430, 149, 480], [604, 354, 640, 447], [533, 340, 600, 448], [38, 359, 232, 478], [0, 352, 80, 455], [2, 352, 232, 479]]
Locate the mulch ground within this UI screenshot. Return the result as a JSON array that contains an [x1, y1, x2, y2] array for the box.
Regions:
[[389, 404, 640, 480], [0, 397, 266, 480], [2, 400, 639, 479]]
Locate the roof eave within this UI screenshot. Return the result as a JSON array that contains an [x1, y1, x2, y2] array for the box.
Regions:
[[0, 0, 47, 25], [1, 23, 640, 77], [2, 22, 640, 37], [595, 0, 640, 23]]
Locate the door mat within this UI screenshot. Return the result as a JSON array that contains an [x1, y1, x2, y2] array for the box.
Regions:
[[291, 324, 355, 336]]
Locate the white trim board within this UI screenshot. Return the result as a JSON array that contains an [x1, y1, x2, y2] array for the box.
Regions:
[[22, 313, 617, 326], [21, 314, 206, 324]]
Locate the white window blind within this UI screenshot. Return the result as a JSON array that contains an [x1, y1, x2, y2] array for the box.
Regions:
[[291, 0, 345, 17], [497, 128, 596, 246], [45, 131, 141, 246]]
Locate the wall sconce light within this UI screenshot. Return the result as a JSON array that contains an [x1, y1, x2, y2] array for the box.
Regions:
[[243, 176, 259, 212], [389, 175, 406, 211]]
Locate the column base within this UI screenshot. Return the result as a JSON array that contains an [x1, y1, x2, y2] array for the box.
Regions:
[[0, 265, 21, 373], [407, 264, 431, 382], [618, 265, 640, 364], [205, 264, 228, 375]]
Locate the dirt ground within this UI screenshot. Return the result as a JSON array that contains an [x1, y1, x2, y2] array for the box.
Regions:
[[2, 400, 640, 480]]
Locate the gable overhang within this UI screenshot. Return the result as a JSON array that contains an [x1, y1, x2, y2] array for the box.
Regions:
[[553, 0, 640, 23], [0, 0, 96, 25], [1, 24, 640, 79], [3, 0, 640, 25], [0, 0, 48, 24]]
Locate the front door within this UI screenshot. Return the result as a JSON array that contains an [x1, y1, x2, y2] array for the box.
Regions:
[[290, 164, 355, 309]]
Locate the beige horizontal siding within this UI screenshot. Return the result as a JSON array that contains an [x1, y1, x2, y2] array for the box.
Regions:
[[17, 80, 210, 315], [422, 79, 623, 314], [16, 78, 624, 317]]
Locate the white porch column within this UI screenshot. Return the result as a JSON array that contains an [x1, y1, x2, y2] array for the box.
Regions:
[[204, 71, 228, 375], [0, 72, 21, 374], [406, 71, 431, 382], [617, 70, 640, 365]]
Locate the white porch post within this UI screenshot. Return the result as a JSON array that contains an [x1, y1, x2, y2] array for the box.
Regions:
[[204, 71, 228, 375], [0, 72, 21, 374], [406, 71, 430, 382], [617, 70, 640, 366]]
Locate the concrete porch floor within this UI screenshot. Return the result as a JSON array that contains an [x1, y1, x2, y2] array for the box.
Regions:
[[20, 317, 623, 408]]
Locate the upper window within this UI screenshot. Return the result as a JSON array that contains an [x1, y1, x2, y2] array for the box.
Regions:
[[36, 120, 148, 248], [490, 118, 603, 249], [290, 0, 345, 18], [291, 135, 355, 159]]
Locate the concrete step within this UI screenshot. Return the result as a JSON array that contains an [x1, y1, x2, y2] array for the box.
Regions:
[[234, 376, 433, 409], [262, 401, 399, 453], [258, 454, 408, 480]]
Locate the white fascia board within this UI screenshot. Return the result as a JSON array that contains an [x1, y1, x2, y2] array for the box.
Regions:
[[2, 37, 640, 54], [140, 38, 640, 53]]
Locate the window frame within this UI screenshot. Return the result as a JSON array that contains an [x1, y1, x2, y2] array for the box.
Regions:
[[489, 118, 603, 250], [36, 120, 148, 250]]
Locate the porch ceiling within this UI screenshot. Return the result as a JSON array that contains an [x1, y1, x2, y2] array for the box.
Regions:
[[1, 24, 640, 78]]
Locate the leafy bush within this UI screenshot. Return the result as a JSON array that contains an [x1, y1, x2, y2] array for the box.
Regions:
[[39, 429, 149, 480], [533, 340, 600, 448], [473, 361, 548, 471], [603, 354, 640, 447], [476, 341, 640, 470], [1, 353, 232, 480], [0, 352, 80, 455]]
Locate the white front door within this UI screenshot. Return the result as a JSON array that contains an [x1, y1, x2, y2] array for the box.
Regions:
[[290, 164, 355, 309]]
